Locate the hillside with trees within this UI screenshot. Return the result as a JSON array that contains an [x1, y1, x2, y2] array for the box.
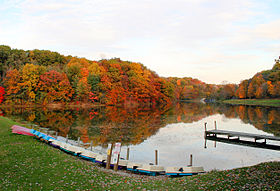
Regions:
[[0, 45, 279, 106], [0, 45, 210, 106], [235, 59, 280, 99]]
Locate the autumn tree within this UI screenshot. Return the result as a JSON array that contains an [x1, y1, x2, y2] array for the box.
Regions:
[[3, 69, 23, 103], [37, 70, 74, 104], [20, 63, 46, 102], [236, 80, 249, 99]]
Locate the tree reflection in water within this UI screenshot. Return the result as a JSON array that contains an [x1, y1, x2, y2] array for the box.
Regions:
[[1, 103, 280, 146]]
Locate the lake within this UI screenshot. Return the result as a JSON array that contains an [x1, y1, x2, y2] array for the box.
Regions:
[[2, 102, 280, 171]]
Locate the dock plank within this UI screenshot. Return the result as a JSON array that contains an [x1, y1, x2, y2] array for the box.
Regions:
[[206, 129, 280, 141]]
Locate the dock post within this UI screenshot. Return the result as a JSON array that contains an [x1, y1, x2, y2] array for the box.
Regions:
[[66, 134, 68, 143], [204, 122, 207, 138], [90, 141, 93, 151], [114, 154, 120, 171], [106, 143, 114, 169], [78, 137, 80, 146], [189, 154, 193, 166], [55, 132, 58, 139], [155, 150, 158, 165], [214, 121, 217, 130], [126, 147, 130, 160], [204, 139, 207, 149]]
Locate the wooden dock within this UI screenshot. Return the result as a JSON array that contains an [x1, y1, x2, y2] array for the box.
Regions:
[[205, 129, 280, 144], [205, 136, 280, 151]]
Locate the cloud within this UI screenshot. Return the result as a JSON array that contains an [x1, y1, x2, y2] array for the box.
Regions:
[[0, 0, 279, 84]]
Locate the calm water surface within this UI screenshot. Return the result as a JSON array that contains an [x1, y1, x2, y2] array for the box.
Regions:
[[2, 103, 280, 171]]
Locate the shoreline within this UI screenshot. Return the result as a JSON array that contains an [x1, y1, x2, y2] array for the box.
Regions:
[[221, 99, 280, 107], [1, 116, 279, 190]]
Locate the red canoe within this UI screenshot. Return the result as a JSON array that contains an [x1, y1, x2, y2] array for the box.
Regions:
[[11, 125, 34, 136]]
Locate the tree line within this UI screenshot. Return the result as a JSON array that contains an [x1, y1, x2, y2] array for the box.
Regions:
[[0, 45, 279, 105]]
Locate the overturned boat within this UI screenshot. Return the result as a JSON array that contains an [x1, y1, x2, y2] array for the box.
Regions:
[[165, 166, 205, 176], [137, 164, 165, 176]]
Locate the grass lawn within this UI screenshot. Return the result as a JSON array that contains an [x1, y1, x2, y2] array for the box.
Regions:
[[0, 116, 279, 190], [222, 99, 280, 107]]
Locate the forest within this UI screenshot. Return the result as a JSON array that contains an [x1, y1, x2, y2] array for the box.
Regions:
[[0, 45, 279, 106]]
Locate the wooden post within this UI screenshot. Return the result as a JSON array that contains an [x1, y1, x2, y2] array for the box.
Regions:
[[126, 147, 130, 160], [55, 132, 58, 139], [78, 137, 80, 146], [204, 139, 207, 149], [204, 122, 207, 138], [155, 150, 158, 165], [66, 134, 68, 143], [189, 154, 193, 166], [106, 143, 114, 169], [214, 121, 217, 130], [90, 141, 93, 151], [114, 154, 120, 171]]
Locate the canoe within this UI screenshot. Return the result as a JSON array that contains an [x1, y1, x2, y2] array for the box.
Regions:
[[34, 131, 41, 138], [38, 133, 49, 142], [111, 159, 129, 170], [95, 154, 107, 165], [137, 164, 165, 176], [118, 159, 129, 168], [11, 125, 34, 136], [79, 149, 98, 162], [49, 140, 64, 149], [165, 166, 205, 176], [61, 143, 84, 156], [127, 162, 143, 172]]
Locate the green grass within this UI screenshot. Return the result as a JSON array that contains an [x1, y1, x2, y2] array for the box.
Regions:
[[222, 99, 280, 107], [0, 116, 279, 190]]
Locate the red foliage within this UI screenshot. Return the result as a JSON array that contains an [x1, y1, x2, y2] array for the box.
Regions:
[[89, 92, 98, 103], [0, 86, 5, 104]]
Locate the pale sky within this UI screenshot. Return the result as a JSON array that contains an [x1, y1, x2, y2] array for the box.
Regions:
[[0, 0, 279, 84]]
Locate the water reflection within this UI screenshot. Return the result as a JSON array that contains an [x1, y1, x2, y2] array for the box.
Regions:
[[2, 103, 280, 170], [1, 103, 280, 145]]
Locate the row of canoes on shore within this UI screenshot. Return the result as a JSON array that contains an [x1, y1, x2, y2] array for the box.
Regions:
[[12, 125, 205, 176]]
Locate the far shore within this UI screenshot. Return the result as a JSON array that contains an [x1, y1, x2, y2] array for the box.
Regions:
[[1, 99, 280, 110], [221, 99, 280, 107]]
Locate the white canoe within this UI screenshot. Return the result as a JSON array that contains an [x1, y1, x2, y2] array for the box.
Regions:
[[95, 154, 107, 164], [50, 140, 64, 148], [62, 144, 84, 155], [137, 164, 165, 173], [117, 159, 129, 167], [80, 149, 98, 159], [127, 162, 143, 170], [165, 166, 205, 176]]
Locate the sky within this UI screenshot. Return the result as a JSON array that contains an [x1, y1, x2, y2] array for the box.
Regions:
[[0, 0, 279, 84]]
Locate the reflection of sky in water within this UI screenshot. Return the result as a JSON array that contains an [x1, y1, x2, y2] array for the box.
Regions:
[[125, 114, 280, 171], [4, 103, 279, 171]]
